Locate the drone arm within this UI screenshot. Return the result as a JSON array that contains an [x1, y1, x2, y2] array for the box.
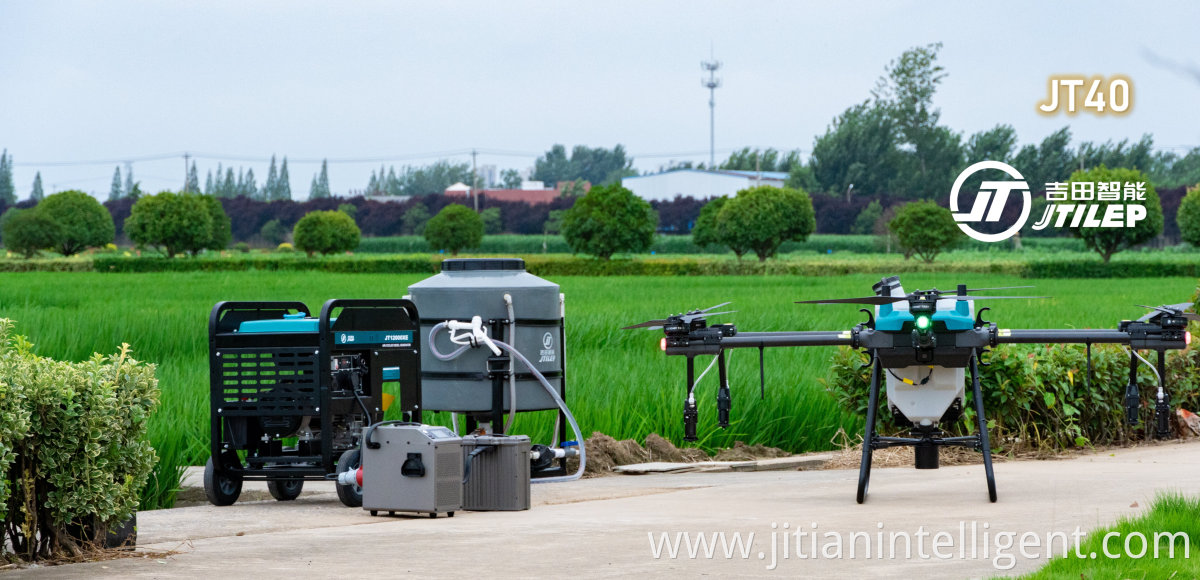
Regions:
[[992, 329, 1130, 345], [721, 331, 854, 349]]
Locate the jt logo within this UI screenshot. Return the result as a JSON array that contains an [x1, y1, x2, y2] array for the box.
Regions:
[[1038, 75, 1132, 116], [952, 181, 1029, 223], [948, 161, 1032, 243]]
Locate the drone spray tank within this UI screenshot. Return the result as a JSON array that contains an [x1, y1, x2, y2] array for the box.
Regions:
[[872, 277, 969, 469]]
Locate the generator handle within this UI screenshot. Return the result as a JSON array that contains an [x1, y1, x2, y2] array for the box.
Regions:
[[317, 298, 420, 335], [209, 301, 312, 336], [363, 420, 422, 449]]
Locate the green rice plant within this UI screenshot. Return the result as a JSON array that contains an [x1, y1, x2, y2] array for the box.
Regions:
[[0, 272, 1192, 509]]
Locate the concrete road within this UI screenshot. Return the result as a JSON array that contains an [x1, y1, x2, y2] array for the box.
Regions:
[[17, 440, 1200, 579]]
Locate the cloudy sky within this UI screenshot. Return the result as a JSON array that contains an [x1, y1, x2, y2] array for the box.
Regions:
[[1, 1, 1197, 198]]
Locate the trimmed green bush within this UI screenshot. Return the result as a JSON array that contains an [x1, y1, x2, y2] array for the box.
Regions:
[[37, 190, 115, 256], [562, 184, 657, 259], [888, 200, 961, 262], [717, 185, 816, 261], [1067, 166, 1163, 262], [1, 208, 63, 258], [293, 210, 361, 256], [1178, 187, 1200, 247], [424, 204, 483, 256], [125, 192, 220, 257], [0, 320, 158, 561]]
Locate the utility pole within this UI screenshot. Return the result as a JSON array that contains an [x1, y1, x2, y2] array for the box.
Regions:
[[183, 152, 191, 191], [471, 148, 478, 212], [701, 48, 722, 170]]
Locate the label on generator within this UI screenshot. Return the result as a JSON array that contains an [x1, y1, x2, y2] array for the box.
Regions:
[[335, 330, 414, 347]]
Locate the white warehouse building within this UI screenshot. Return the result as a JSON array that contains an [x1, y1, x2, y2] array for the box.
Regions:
[[621, 169, 789, 201]]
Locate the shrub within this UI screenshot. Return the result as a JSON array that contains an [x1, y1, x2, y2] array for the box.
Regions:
[[822, 341, 1176, 452], [561, 183, 657, 259], [233, 242, 250, 253], [691, 197, 736, 255], [38, 190, 115, 256], [1067, 166, 1163, 262], [888, 200, 961, 262], [1, 208, 63, 258], [1177, 186, 1200, 247], [200, 194, 231, 251], [853, 199, 883, 235], [0, 320, 158, 561], [401, 202, 431, 235], [260, 218, 287, 245], [276, 242, 295, 253], [124, 192, 214, 257], [716, 185, 816, 261], [480, 207, 503, 234], [424, 204, 484, 256], [292, 210, 361, 256]]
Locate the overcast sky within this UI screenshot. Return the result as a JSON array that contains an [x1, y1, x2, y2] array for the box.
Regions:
[[2, 1, 1198, 199]]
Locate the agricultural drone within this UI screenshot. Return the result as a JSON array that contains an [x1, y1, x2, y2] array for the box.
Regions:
[[625, 276, 1195, 503]]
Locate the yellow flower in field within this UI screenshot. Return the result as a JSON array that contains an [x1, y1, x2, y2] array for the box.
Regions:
[[124, 251, 131, 257]]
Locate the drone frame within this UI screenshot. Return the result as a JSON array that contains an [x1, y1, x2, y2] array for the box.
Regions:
[[632, 281, 1193, 504]]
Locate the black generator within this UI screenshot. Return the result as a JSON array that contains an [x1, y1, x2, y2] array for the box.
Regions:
[[205, 299, 421, 507]]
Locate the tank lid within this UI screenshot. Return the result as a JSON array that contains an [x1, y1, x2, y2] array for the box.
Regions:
[[441, 258, 526, 272]]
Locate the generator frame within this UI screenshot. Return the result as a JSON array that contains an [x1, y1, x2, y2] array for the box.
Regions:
[[206, 298, 421, 504]]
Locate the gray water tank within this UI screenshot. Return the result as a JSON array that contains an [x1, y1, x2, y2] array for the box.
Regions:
[[408, 259, 563, 413]]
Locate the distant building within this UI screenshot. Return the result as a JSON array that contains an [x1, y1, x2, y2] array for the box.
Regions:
[[478, 164, 497, 188], [621, 169, 788, 201], [444, 181, 561, 205]]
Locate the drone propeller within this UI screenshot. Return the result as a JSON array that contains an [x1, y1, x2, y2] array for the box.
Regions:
[[963, 286, 1035, 292], [795, 296, 904, 306], [622, 302, 736, 330], [1135, 303, 1200, 323], [796, 294, 1047, 306]]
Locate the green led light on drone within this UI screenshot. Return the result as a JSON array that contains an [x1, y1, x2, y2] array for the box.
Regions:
[[915, 315, 931, 330]]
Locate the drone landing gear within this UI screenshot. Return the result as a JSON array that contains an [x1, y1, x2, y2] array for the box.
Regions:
[[857, 352, 997, 504], [856, 358, 880, 504]]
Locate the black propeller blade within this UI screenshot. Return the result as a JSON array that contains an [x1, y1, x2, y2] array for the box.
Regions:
[[796, 294, 1047, 305], [622, 302, 736, 330], [963, 286, 1035, 292], [795, 296, 904, 306], [1135, 303, 1200, 323]]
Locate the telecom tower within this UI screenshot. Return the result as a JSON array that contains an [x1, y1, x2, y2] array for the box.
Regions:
[[701, 52, 722, 169]]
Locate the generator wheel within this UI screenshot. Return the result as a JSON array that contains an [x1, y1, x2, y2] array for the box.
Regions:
[[336, 449, 362, 507], [267, 478, 304, 501], [204, 456, 242, 506]]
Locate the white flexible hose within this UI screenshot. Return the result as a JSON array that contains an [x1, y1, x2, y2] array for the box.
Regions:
[[428, 321, 586, 482], [493, 338, 585, 483], [1128, 348, 1163, 400]]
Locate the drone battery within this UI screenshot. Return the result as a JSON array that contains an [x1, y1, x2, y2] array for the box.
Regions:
[[461, 434, 531, 511]]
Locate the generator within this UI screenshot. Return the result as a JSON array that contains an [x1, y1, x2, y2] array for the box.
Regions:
[[205, 299, 421, 507], [461, 434, 531, 511], [356, 422, 463, 517]]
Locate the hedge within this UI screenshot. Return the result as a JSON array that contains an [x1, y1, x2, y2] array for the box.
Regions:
[[0, 252, 1191, 278], [0, 320, 158, 561], [355, 234, 1094, 255]]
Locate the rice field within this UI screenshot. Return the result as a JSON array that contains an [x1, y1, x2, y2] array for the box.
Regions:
[[0, 271, 1194, 506]]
